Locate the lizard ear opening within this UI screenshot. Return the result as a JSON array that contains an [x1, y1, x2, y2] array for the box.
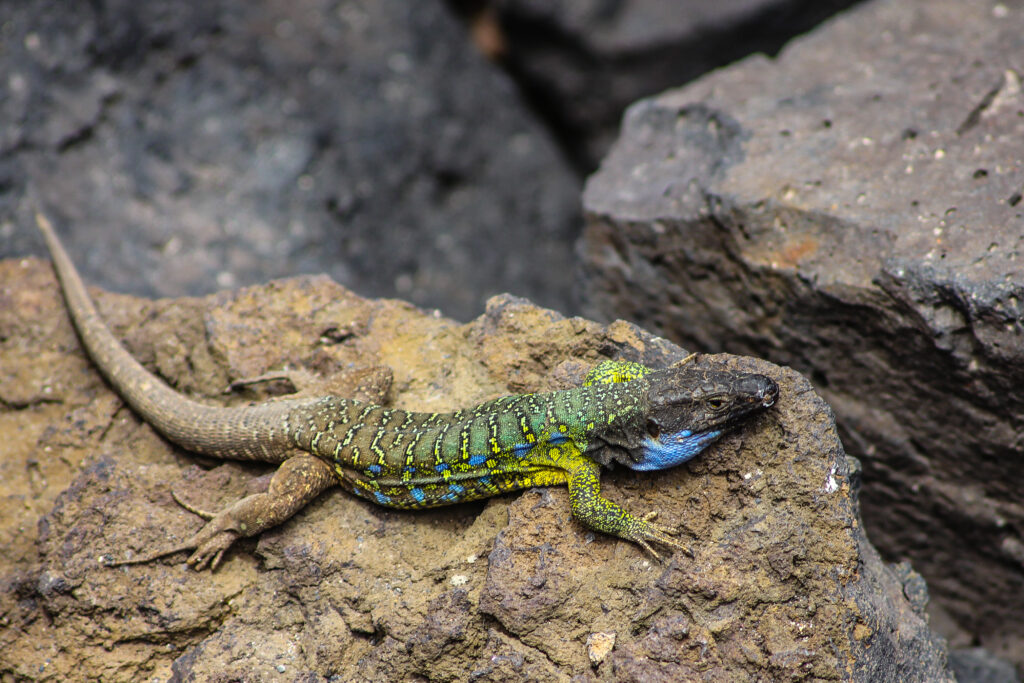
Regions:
[[646, 419, 660, 439]]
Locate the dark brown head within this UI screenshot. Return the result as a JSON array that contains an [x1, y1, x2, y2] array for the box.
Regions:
[[587, 366, 778, 471]]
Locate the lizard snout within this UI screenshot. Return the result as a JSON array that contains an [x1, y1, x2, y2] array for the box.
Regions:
[[758, 377, 779, 408]]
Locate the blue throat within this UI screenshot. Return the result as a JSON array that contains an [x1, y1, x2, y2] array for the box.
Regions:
[[631, 429, 724, 471]]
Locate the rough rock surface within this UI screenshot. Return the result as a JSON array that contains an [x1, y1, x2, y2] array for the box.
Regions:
[[949, 648, 1022, 683], [580, 0, 1024, 669], [0, 256, 951, 680], [0, 0, 579, 322], [491, 0, 865, 169]]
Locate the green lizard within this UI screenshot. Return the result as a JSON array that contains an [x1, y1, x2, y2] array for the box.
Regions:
[[37, 213, 778, 570]]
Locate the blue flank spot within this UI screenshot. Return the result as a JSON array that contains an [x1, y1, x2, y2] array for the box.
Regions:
[[373, 491, 392, 505], [478, 476, 492, 486], [512, 442, 533, 458], [410, 487, 425, 503], [440, 490, 458, 502], [468, 454, 488, 466], [367, 464, 383, 475], [633, 429, 724, 471], [548, 433, 569, 445], [434, 462, 450, 473], [403, 465, 416, 475], [448, 483, 466, 495]]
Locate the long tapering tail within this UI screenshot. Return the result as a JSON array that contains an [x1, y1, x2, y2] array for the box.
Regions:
[[36, 212, 304, 462]]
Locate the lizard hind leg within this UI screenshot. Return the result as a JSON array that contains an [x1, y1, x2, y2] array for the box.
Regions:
[[109, 454, 336, 571]]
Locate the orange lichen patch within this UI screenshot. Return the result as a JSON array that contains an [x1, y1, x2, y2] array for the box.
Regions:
[[766, 237, 820, 269]]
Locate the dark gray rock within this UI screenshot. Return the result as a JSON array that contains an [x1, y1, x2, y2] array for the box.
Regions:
[[581, 0, 1024, 670], [1, 0, 580, 322], [491, 0, 865, 169], [949, 648, 1021, 683]]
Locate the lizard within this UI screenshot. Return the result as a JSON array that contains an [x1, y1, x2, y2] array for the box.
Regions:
[[36, 212, 779, 570]]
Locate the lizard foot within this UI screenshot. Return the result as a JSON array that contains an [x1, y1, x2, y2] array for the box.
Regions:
[[633, 511, 692, 561], [106, 507, 243, 570], [180, 523, 241, 571], [108, 455, 335, 571]]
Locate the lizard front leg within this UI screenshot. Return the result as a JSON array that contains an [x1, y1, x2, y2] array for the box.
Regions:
[[565, 456, 691, 560], [111, 454, 335, 570]]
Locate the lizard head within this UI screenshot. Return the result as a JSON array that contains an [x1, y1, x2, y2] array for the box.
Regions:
[[587, 366, 778, 471]]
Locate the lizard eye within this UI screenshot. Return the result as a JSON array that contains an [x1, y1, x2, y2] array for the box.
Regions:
[[646, 419, 660, 439], [708, 398, 724, 409]]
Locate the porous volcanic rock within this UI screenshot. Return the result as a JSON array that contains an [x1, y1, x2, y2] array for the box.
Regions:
[[0, 256, 951, 680], [0, 0, 579, 321], [490, 0, 865, 168], [581, 0, 1024, 668]]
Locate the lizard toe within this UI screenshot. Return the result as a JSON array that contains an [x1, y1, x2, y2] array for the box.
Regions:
[[186, 530, 238, 571], [171, 487, 218, 520], [635, 538, 663, 561], [638, 514, 693, 558]]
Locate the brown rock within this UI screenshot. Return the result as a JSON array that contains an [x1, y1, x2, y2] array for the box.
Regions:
[[0, 258, 950, 679]]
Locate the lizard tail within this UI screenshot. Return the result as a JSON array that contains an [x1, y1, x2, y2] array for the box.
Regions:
[[36, 213, 302, 462]]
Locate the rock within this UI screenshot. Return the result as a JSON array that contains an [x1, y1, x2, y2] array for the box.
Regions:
[[580, 0, 1024, 669], [948, 648, 1021, 683], [587, 631, 616, 666], [0, 0, 580, 322], [0, 257, 951, 680], [491, 0, 864, 168]]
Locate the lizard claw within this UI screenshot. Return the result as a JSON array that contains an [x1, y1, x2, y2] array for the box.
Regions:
[[106, 526, 239, 570], [635, 510, 692, 560], [185, 529, 238, 571], [108, 499, 244, 570], [106, 538, 195, 568], [168, 506, 243, 570]]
